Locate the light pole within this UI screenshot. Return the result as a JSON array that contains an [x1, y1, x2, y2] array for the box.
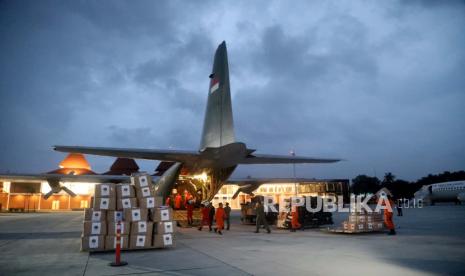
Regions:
[[290, 149, 297, 196]]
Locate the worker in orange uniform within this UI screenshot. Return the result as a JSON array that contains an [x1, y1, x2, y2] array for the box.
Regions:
[[214, 203, 226, 235], [184, 191, 192, 207], [198, 202, 211, 231], [186, 199, 194, 226], [165, 196, 171, 207], [383, 195, 396, 235], [290, 205, 302, 232], [174, 193, 182, 210]]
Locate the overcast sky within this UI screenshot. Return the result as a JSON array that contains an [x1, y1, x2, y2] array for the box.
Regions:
[[1, 0, 464, 181]]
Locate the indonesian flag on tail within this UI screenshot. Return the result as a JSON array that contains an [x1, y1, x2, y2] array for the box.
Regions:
[[210, 77, 219, 94]]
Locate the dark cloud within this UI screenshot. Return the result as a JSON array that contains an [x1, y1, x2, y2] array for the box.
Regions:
[[0, 0, 464, 180]]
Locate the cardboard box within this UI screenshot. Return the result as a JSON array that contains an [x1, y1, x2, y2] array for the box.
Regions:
[[356, 223, 366, 231], [117, 197, 138, 210], [83, 221, 107, 235], [139, 196, 163, 209], [246, 208, 256, 216], [81, 235, 105, 252], [342, 221, 358, 231], [136, 186, 154, 198], [342, 221, 349, 230], [105, 235, 129, 250], [94, 183, 115, 198], [93, 197, 116, 211], [366, 222, 374, 231], [129, 234, 152, 249], [154, 221, 175, 234], [153, 233, 174, 248], [348, 214, 373, 224], [349, 205, 368, 214], [130, 221, 154, 235], [131, 173, 152, 189], [373, 213, 384, 221], [373, 221, 384, 230], [107, 211, 124, 222], [84, 209, 106, 222], [107, 221, 130, 235], [343, 222, 363, 232], [150, 207, 173, 222], [124, 208, 148, 222], [116, 184, 136, 199]]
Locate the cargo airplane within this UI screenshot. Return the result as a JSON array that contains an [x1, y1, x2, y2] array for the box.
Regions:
[[1, 41, 341, 200]]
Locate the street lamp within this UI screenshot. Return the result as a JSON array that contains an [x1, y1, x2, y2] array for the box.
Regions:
[[290, 149, 297, 196]]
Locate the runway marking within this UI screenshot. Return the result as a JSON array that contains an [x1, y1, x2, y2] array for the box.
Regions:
[[82, 252, 90, 276]]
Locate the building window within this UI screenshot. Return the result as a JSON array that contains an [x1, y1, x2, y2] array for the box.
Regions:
[[52, 200, 60, 210], [80, 200, 88, 208]]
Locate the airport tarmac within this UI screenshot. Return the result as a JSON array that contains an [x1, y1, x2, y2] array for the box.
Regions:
[[0, 205, 464, 276]]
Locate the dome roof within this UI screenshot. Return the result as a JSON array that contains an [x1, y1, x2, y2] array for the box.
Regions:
[[104, 158, 139, 175], [59, 153, 91, 170], [47, 153, 96, 175]]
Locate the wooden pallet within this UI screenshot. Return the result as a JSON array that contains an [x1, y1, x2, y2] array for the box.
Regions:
[[323, 227, 386, 234], [85, 245, 175, 253]]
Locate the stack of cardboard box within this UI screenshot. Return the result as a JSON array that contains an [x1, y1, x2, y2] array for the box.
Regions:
[[151, 205, 176, 248], [342, 209, 384, 233], [81, 183, 115, 251], [81, 173, 176, 252]]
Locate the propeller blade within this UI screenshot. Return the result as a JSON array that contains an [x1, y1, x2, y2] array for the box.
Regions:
[[61, 186, 77, 197], [43, 190, 54, 200]]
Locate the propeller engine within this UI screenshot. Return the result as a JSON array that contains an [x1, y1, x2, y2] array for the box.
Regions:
[[43, 177, 76, 199]]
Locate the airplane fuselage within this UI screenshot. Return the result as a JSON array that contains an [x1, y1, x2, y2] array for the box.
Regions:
[[415, 180, 465, 204]]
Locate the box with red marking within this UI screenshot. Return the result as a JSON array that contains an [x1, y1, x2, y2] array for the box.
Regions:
[[105, 235, 129, 250]]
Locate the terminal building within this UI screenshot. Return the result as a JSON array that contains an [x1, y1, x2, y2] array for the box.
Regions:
[[0, 154, 349, 211]]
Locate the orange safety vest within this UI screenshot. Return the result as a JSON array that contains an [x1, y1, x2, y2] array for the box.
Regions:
[[383, 199, 395, 230], [215, 207, 226, 230], [291, 209, 301, 229], [174, 194, 182, 209]]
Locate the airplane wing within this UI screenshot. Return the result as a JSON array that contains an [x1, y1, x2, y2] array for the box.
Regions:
[[54, 146, 200, 163], [239, 154, 341, 164]]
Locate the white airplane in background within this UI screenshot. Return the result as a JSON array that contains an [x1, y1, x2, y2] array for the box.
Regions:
[[414, 180, 465, 205]]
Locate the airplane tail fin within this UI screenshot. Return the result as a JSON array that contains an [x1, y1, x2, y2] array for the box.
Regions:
[[199, 41, 236, 151]]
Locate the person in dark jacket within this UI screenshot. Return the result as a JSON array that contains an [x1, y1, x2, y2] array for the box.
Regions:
[[396, 198, 403, 216], [208, 204, 216, 232], [255, 201, 271, 233], [186, 200, 195, 225], [224, 202, 232, 230]]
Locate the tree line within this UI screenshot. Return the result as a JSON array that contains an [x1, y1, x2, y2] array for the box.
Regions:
[[351, 170, 465, 199]]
